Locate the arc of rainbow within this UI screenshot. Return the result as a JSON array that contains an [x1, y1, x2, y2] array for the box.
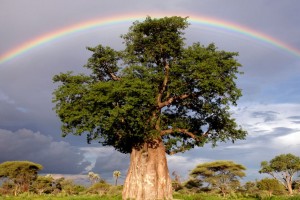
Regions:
[[1, 13, 300, 65]]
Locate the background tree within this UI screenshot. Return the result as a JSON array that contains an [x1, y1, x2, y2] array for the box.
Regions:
[[53, 16, 246, 200], [243, 181, 259, 196], [0, 161, 43, 196], [257, 178, 285, 197], [86, 182, 111, 195], [292, 180, 300, 192], [190, 160, 246, 196], [259, 153, 300, 195], [52, 177, 85, 195], [62, 180, 85, 195], [171, 171, 183, 191], [88, 172, 100, 185], [113, 171, 121, 186], [183, 178, 203, 192], [31, 175, 54, 195]]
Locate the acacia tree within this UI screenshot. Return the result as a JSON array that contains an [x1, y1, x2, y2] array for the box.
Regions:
[[32, 175, 54, 195], [259, 153, 300, 195], [190, 161, 246, 196], [0, 161, 43, 196], [53, 16, 246, 200]]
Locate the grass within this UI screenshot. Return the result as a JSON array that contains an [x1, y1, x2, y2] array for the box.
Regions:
[[1, 193, 300, 200], [0, 194, 122, 200]]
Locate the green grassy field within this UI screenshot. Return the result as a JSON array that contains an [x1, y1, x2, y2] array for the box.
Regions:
[[1, 194, 300, 200]]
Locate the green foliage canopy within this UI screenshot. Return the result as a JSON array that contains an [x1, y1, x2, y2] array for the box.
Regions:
[[260, 153, 300, 174], [0, 161, 43, 182], [257, 178, 285, 196], [31, 175, 55, 195], [259, 153, 300, 194], [0, 161, 43, 195], [53, 16, 246, 154], [190, 160, 246, 195]]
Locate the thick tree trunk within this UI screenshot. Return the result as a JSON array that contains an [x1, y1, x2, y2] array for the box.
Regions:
[[122, 140, 173, 200]]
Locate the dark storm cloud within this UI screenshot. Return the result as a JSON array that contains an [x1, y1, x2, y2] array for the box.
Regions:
[[92, 149, 130, 183], [0, 129, 90, 174]]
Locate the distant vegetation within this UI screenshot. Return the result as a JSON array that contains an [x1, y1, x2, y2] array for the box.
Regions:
[[1, 153, 300, 199]]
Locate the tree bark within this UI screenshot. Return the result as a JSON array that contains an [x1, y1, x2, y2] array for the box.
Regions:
[[287, 181, 293, 195], [122, 140, 173, 200]]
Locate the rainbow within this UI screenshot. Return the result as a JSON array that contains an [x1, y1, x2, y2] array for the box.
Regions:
[[1, 13, 300, 65]]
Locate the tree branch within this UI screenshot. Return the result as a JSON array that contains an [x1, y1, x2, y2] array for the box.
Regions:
[[109, 72, 120, 81], [158, 93, 189, 108], [156, 62, 170, 105], [160, 127, 210, 140], [102, 63, 120, 81], [158, 91, 203, 108]]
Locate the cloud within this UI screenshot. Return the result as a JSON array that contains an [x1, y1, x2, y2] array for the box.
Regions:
[[0, 129, 90, 174], [0, 90, 15, 104], [48, 174, 90, 186], [251, 111, 278, 122], [80, 146, 130, 184], [167, 154, 212, 180], [272, 131, 300, 147]]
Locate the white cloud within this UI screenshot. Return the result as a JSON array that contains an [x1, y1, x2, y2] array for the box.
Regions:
[[80, 146, 116, 171], [272, 131, 300, 146], [167, 154, 212, 180], [233, 103, 300, 137]]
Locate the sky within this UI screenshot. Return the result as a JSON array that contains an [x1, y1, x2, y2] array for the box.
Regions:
[[0, 0, 300, 184]]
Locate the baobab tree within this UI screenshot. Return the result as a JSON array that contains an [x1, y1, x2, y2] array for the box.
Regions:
[[53, 16, 246, 199]]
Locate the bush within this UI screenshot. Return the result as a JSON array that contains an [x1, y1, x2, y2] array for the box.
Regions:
[[257, 178, 286, 197], [86, 182, 111, 195]]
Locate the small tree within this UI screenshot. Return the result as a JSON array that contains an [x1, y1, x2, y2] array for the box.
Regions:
[[53, 177, 85, 195], [171, 171, 183, 191], [257, 178, 285, 197], [88, 172, 100, 185], [259, 153, 300, 195], [0, 161, 43, 195], [190, 160, 246, 196], [113, 171, 121, 186], [292, 180, 300, 192], [86, 181, 112, 195], [243, 181, 259, 195], [183, 178, 203, 191], [31, 175, 54, 195]]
